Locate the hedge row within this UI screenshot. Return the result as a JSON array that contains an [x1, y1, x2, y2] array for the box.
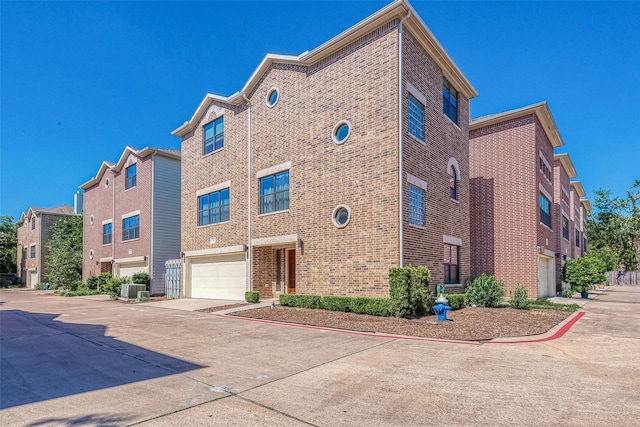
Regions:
[[279, 294, 391, 317]]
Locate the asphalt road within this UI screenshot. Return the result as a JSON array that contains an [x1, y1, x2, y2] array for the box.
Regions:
[[1, 287, 638, 426]]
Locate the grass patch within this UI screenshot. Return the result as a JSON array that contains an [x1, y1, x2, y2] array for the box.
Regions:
[[529, 298, 579, 312]]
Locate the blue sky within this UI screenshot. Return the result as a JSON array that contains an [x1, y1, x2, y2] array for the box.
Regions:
[[2, 0, 638, 220]]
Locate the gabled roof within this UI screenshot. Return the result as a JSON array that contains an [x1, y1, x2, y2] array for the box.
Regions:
[[17, 205, 77, 225], [570, 181, 586, 198], [554, 153, 577, 179], [469, 101, 564, 149], [80, 146, 181, 190], [580, 198, 592, 212], [172, 0, 478, 138]]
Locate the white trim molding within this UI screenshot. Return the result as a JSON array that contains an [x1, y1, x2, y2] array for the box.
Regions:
[[196, 180, 231, 197], [406, 82, 427, 105], [113, 256, 147, 264], [252, 234, 298, 247], [256, 161, 291, 179], [447, 157, 461, 181], [102, 219, 112, 225], [122, 210, 141, 219], [539, 184, 553, 201], [184, 245, 246, 258], [443, 235, 462, 246], [406, 173, 427, 190], [99, 257, 113, 263]]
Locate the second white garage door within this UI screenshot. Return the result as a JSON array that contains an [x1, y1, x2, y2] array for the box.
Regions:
[[189, 253, 247, 300], [118, 262, 148, 279]]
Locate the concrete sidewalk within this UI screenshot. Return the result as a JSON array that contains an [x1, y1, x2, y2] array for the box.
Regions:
[[1, 286, 638, 426]]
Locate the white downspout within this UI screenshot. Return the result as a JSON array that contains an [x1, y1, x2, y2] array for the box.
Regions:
[[398, 10, 411, 267], [242, 92, 252, 293]]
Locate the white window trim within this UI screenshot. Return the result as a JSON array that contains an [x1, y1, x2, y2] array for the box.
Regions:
[[196, 181, 231, 197], [406, 82, 427, 105], [332, 205, 352, 229], [122, 210, 141, 220], [102, 219, 112, 225], [443, 235, 462, 246], [256, 162, 291, 179], [266, 87, 280, 108], [406, 173, 427, 191], [539, 184, 553, 202], [447, 157, 461, 181], [539, 151, 552, 172], [332, 120, 352, 145]]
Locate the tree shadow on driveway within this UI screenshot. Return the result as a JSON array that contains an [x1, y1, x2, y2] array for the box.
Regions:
[[0, 309, 203, 409]]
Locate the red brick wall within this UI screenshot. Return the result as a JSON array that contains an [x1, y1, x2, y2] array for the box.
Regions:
[[401, 30, 471, 287], [470, 115, 539, 297]]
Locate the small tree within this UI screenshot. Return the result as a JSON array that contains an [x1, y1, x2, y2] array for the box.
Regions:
[[562, 257, 607, 293], [45, 216, 83, 289], [0, 216, 17, 274], [465, 274, 505, 307]]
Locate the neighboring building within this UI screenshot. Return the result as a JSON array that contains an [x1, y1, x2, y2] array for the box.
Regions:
[[16, 205, 78, 288], [580, 198, 591, 256], [80, 146, 181, 295], [469, 102, 564, 298], [553, 153, 578, 286], [172, 0, 477, 300]]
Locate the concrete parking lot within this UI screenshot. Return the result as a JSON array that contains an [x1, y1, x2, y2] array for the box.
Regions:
[[1, 287, 639, 426]]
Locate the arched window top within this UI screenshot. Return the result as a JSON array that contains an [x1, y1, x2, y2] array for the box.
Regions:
[[448, 157, 460, 201]]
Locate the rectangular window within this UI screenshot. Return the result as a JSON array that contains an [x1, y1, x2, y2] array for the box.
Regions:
[[408, 95, 424, 141], [562, 215, 569, 240], [575, 228, 581, 247], [198, 188, 230, 226], [442, 77, 458, 124], [583, 237, 587, 252], [260, 171, 289, 215], [30, 245, 36, 258], [540, 193, 552, 228], [125, 164, 137, 189], [31, 218, 35, 230], [122, 215, 140, 241], [408, 184, 425, 226], [539, 155, 552, 181], [103, 223, 112, 245], [203, 116, 224, 155], [444, 244, 460, 284]]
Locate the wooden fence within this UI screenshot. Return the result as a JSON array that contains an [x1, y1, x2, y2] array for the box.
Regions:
[[607, 271, 640, 286]]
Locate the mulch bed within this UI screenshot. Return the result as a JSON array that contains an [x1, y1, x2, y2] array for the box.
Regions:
[[196, 303, 250, 313], [227, 306, 573, 341]]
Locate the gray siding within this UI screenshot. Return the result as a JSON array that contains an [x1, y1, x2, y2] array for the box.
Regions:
[[151, 154, 181, 295]]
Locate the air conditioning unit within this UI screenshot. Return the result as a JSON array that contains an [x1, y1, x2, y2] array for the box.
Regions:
[[121, 284, 146, 299]]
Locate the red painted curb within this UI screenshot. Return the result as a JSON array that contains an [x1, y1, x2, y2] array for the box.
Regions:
[[485, 310, 585, 344], [218, 310, 585, 345]]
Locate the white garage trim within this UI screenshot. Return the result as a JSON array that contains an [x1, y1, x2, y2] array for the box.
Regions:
[[116, 262, 148, 279], [188, 253, 247, 300]]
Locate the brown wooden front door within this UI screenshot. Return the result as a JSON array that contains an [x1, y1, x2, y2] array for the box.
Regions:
[[287, 249, 296, 294]]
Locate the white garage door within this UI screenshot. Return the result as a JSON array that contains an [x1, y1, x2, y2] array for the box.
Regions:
[[118, 262, 148, 279], [537, 255, 554, 298], [189, 253, 246, 300]]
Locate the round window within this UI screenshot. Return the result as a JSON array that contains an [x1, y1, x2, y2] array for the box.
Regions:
[[332, 205, 351, 228], [89, 249, 94, 259], [105, 178, 110, 188], [266, 88, 279, 107], [89, 215, 94, 225], [332, 120, 351, 144]]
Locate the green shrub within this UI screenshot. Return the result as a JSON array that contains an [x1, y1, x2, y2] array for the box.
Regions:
[[132, 272, 150, 290], [279, 294, 322, 309], [509, 284, 530, 309], [322, 296, 351, 312], [389, 265, 433, 317], [446, 294, 468, 310], [97, 272, 113, 291], [35, 282, 47, 290], [86, 275, 99, 290], [245, 291, 260, 303], [104, 276, 127, 299], [465, 274, 505, 308], [348, 297, 391, 316]]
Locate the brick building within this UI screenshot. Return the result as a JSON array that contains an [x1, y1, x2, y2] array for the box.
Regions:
[[80, 146, 181, 295], [16, 205, 78, 288], [172, 0, 477, 300], [469, 102, 591, 298]]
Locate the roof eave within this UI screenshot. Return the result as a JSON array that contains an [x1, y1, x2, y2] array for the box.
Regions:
[[470, 102, 563, 148], [581, 198, 592, 211], [571, 181, 586, 198], [554, 153, 577, 179]]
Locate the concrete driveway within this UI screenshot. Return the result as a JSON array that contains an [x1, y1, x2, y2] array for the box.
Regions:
[[1, 287, 638, 426]]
